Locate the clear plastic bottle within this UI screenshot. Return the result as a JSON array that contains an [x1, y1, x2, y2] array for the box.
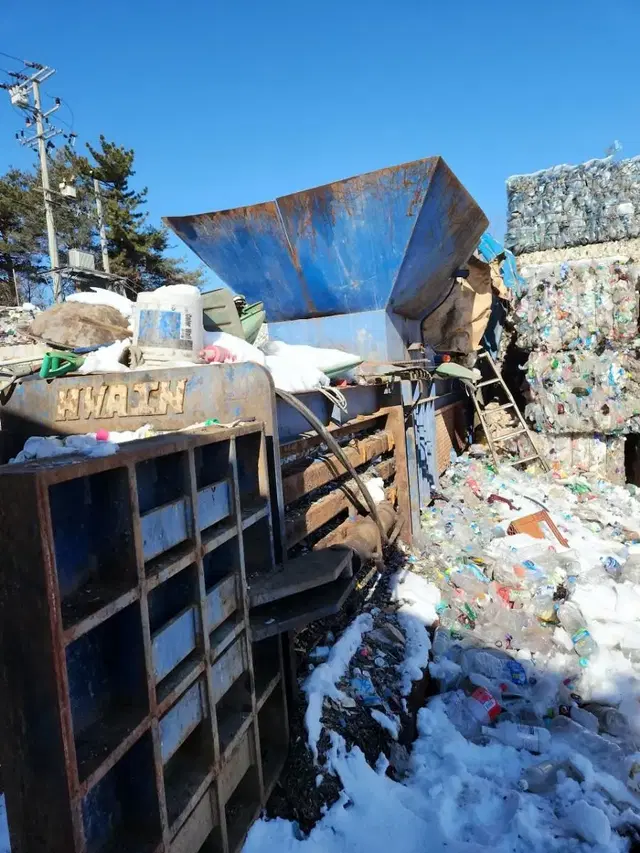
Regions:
[[584, 704, 632, 740], [519, 759, 583, 793], [439, 687, 501, 738], [482, 721, 551, 753], [451, 571, 488, 599], [569, 704, 599, 732], [557, 602, 598, 664], [431, 626, 454, 660], [461, 648, 528, 687], [550, 715, 624, 769]]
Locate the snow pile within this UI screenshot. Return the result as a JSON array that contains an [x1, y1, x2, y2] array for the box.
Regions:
[[390, 569, 440, 695], [304, 613, 373, 759]]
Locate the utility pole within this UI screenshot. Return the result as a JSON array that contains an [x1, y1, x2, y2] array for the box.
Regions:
[[32, 75, 61, 301], [93, 177, 111, 273], [1, 63, 65, 301]]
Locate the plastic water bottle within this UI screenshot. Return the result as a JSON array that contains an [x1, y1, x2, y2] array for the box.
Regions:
[[519, 759, 583, 793], [439, 688, 501, 738], [482, 721, 551, 753], [461, 648, 528, 687], [557, 602, 598, 664], [584, 704, 632, 740], [601, 555, 623, 578]]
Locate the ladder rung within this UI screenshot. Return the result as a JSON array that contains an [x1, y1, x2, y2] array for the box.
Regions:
[[477, 351, 490, 358], [484, 403, 515, 419], [477, 378, 501, 388], [492, 428, 527, 443], [510, 454, 541, 466]]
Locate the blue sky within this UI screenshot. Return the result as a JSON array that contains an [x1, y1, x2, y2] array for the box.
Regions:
[[1, 0, 639, 287]]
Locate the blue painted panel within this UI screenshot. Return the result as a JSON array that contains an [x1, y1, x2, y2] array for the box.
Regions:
[[164, 201, 310, 322], [414, 396, 439, 503], [393, 159, 487, 319], [276, 383, 386, 442], [141, 498, 189, 562], [400, 380, 422, 535], [269, 309, 422, 363], [152, 606, 198, 682], [205, 574, 237, 632], [275, 161, 436, 318], [198, 480, 230, 531], [159, 680, 206, 763], [82, 733, 160, 852], [211, 637, 245, 702], [164, 157, 488, 323]]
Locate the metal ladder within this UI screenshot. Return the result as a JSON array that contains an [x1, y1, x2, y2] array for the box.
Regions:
[[469, 349, 549, 472]]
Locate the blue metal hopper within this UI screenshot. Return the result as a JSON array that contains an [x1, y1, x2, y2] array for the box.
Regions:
[[164, 157, 487, 360]]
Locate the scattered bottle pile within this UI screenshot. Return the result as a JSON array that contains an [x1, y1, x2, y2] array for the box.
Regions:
[[414, 451, 640, 842]]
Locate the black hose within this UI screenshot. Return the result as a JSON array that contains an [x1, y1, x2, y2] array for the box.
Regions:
[[275, 388, 389, 546]]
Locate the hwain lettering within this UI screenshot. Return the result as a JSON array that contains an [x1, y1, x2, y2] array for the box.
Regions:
[[55, 379, 188, 421]]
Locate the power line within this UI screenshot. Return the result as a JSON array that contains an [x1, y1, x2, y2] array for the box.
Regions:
[[0, 49, 25, 63]]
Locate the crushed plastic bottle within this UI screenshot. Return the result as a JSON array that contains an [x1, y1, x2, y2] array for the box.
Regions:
[[438, 687, 501, 739], [550, 715, 624, 774], [461, 648, 529, 687], [556, 601, 598, 665], [519, 759, 584, 793], [482, 721, 551, 753], [584, 704, 633, 740]]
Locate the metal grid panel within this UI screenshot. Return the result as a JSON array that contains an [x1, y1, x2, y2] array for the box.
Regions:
[[435, 402, 468, 475], [0, 425, 288, 853]]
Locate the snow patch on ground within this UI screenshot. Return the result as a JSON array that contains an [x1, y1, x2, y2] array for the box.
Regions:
[[246, 703, 634, 853], [390, 569, 440, 695], [370, 709, 399, 740], [303, 613, 373, 758]]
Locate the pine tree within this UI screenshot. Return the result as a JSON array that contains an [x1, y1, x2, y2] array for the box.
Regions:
[[74, 137, 204, 294], [0, 168, 48, 305], [0, 135, 205, 305]]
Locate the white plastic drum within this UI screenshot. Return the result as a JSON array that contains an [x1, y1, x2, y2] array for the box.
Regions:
[[133, 285, 203, 363]]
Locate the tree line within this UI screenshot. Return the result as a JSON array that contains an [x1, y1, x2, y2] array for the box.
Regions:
[[0, 135, 204, 305]]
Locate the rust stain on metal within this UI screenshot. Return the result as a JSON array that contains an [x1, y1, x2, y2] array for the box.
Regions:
[[282, 430, 393, 506], [55, 379, 188, 422], [285, 457, 396, 548]]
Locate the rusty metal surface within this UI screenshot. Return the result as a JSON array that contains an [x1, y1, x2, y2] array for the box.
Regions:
[[248, 547, 352, 608], [0, 363, 272, 443], [0, 425, 289, 853], [282, 429, 393, 506], [0, 361, 288, 568], [285, 457, 396, 548], [164, 157, 488, 324]]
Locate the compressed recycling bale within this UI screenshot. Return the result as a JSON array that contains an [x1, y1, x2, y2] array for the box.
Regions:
[[524, 350, 640, 434], [515, 237, 640, 267], [506, 156, 640, 255], [535, 433, 626, 484], [513, 257, 639, 351]]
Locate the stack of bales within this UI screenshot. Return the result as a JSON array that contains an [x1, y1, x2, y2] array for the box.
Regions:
[[506, 156, 640, 484]]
